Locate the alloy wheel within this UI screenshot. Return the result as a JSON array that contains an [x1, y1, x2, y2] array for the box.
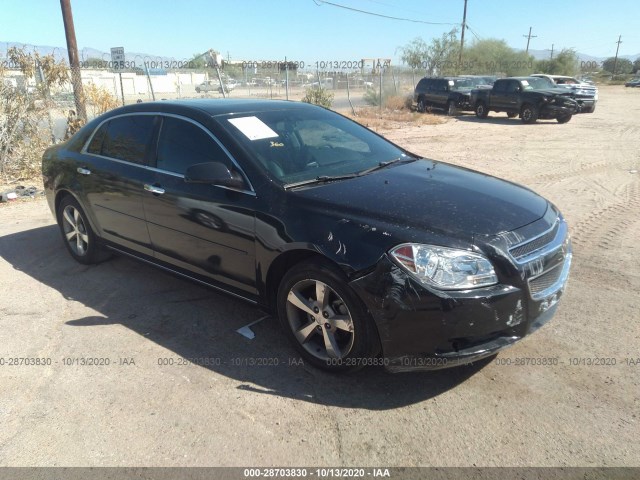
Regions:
[[285, 279, 355, 361], [62, 205, 89, 256]]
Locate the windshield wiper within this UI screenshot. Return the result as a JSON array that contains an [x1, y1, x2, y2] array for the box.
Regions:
[[284, 174, 358, 189], [357, 156, 416, 176]]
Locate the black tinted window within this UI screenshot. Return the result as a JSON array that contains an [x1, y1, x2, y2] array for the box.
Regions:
[[156, 117, 230, 175], [87, 123, 107, 154], [493, 81, 507, 93], [101, 115, 155, 164]]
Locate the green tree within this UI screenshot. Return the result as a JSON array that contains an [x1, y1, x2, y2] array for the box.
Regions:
[[397, 38, 429, 84], [463, 39, 534, 76], [534, 49, 579, 76], [632, 58, 640, 74], [602, 57, 633, 74], [426, 28, 459, 76]]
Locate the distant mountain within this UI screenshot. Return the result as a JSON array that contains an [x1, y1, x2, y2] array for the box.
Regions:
[[527, 48, 639, 63], [2, 40, 638, 67], [0, 41, 180, 67]]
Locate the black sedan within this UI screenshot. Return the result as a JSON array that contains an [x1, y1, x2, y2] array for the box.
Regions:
[[42, 99, 572, 372]]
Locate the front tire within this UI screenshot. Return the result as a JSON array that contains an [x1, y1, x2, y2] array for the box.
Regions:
[[277, 260, 379, 372], [521, 104, 539, 124], [475, 101, 489, 118], [57, 196, 109, 265], [417, 97, 426, 113], [447, 100, 457, 116], [557, 114, 572, 124]]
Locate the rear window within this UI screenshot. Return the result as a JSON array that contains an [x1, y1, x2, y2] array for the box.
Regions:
[[99, 115, 156, 164]]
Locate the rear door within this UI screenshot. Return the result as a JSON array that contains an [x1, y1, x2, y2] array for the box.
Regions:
[[81, 114, 157, 255], [142, 115, 258, 295]]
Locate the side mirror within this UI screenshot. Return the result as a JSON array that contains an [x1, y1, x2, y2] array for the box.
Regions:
[[184, 162, 245, 189]]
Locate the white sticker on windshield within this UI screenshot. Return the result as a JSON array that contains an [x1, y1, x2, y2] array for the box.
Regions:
[[228, 116, 279, 141], [448, 80, 455, 86], [521, 80, 529, 86]]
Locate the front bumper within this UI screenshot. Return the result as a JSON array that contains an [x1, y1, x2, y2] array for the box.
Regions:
[[350, 215, 572, 372], [540, 103, 577, 118]]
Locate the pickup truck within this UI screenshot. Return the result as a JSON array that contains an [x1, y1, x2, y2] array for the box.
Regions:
[[531, 74, 598, 113], [470, 77, 578, 124]]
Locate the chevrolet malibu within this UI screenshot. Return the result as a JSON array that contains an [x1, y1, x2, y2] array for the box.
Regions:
[[42, 100, 572, 372]]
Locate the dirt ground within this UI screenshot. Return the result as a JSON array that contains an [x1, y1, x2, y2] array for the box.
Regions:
[[0, 86, 638, 467]]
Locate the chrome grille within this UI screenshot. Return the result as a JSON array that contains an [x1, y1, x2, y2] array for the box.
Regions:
[[509, 221, 559, 260], [529, 264, 564, 296]]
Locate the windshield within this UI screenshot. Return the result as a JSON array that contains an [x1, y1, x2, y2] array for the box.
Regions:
[[522, 77, 555, 90], [450, 78, 474, 90], [216, 108, 409, 185]]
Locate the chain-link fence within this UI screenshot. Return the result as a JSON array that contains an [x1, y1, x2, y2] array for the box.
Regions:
[[1, 50, 422, 182]]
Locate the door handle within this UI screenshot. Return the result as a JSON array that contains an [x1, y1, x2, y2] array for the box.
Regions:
[[144, 184, 165, 195], [77, 167, 91, 175]]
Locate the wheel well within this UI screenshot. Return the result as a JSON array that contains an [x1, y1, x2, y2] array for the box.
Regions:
[[265, 250, 342, 313], [54, 190, 72, 222]]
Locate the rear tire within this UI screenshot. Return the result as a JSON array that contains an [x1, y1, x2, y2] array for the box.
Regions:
[[57, 196, 110, 265], [521, 104, 539, 124], [507, 112, 518, 118], [475, 101, 489, 118], [277, 260, 380, 372]]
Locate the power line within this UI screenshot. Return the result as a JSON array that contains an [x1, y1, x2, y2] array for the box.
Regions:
[[312, 0, 458, 25]]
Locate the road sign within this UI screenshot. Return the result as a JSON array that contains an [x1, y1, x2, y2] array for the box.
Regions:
[[110, 47, 125, 71]]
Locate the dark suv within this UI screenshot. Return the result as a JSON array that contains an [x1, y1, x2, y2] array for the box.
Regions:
[[414, 77, 475, 115]]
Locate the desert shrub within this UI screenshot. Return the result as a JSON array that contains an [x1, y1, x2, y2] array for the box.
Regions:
[[84, 83, 120, 117], [301, 87, 334, 108]]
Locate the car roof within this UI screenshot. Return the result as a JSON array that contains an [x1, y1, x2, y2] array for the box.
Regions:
[[105, 99, 316, 117]]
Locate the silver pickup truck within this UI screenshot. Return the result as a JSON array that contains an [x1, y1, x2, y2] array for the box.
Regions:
[[531, 74, 598, 113]]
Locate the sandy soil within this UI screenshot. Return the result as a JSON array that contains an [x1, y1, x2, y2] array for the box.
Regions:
[[0, 86, 638, 468]]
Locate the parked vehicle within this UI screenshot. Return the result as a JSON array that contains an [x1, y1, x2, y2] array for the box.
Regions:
[[625, 78, 640, 87], [414, 77, 476, 115], [471, 77, 578, 123], [42, 99, 571, 372], [531, 74, 598, 113], [195, 80, 219, 93]]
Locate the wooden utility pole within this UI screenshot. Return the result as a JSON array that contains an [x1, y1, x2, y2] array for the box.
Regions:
[[523, 27, 537, 54], [612, 35, 622, 77], [550, 44, 554, 59], [60, 0, 87, 122], [457, 0, 468, 73]]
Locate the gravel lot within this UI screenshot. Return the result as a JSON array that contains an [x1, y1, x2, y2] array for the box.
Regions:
[[0, 86, 638, 467]]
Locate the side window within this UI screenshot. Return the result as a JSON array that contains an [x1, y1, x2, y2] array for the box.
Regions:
[[505, 81, 519, 93], [86, 122, 108, 154], [101, 115, 155, 164], [493, 81, 506, 93], [156, 117, 231, 175]]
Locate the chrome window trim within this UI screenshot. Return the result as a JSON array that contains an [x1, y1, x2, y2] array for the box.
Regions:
[[80, 111, 256, 196]]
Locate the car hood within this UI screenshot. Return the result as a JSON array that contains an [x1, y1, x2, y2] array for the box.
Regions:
[[291, 159, 548, 237], [526, 88, 574, 97]]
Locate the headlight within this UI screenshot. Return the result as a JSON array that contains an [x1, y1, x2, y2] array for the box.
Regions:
[[389, 244, 498, 290]]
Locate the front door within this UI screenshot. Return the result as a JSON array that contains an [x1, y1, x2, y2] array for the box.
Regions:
[[142, 115, 257, 295]]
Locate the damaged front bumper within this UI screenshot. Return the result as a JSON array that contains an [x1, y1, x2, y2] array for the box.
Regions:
[[350, 219, 572, 372]]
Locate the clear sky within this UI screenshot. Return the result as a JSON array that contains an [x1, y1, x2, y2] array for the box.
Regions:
[[2, 0, 639, 62]]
